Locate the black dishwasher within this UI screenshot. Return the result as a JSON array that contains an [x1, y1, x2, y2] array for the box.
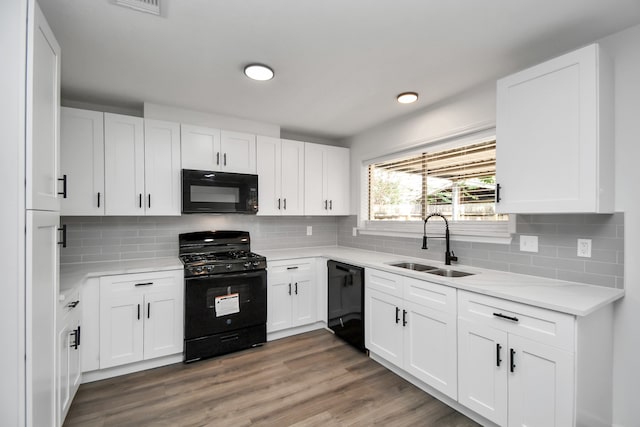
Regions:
[[327, 260, 365, 352]]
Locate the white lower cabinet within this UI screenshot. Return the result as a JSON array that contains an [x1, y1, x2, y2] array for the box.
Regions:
[[99, 270, 183, 369], [267, 259, 317, 333], [365, 269, 458, 400], [56, 291, 82, 427]]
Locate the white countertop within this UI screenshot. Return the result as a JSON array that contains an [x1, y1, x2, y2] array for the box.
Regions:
[[60, 258, 184, 294], [258, 246, 624, 317]]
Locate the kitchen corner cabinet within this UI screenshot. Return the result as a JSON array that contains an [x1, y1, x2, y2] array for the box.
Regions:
[[257, 136, 305, 215], [104, 114, 181, 216], [457, 290, 613, 427], [496, 43, 614, 214], [99, 270, 183, 369], [267, 259, 317, 333], [60, 107, 105, 215], [365, 269, 458, 400], [304, 143, 350, 215], [181, 124, 257, 174], [56, 290, 81, 427]]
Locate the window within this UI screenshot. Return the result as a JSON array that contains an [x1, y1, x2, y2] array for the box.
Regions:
[[368, 140, 507, 222]]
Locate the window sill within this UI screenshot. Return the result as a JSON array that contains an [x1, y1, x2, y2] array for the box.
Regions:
[[358, 218, 515, 245]]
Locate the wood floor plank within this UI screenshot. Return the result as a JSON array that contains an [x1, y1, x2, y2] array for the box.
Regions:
[[64, 330, 481, 427]]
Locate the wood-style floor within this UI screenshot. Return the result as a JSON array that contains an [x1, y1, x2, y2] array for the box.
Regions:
[[64, 330, 481, 427]]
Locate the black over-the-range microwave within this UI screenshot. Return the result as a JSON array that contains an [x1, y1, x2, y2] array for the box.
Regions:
[[182, 169, 258, 214]]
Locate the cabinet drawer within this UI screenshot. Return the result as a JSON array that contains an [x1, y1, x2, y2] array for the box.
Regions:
[[458, 290, 575, 352], [99, 270, 183, 293], [365, 268, 403, 297], [268, 258, 315, 274], [404, 277, 456, 315]]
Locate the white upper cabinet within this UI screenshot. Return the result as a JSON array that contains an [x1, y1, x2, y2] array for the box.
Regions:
[[257, 136, 304, 216], [60, 108, 105, 215], [144, 119, 181, 215], [304, 142, 350, 215], [496, 43, 614, 213], [26, 1, 61, 212], [181, 125, 256, 174], [104, 113, 145, 215]]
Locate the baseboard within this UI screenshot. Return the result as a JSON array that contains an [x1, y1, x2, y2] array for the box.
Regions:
[[267, 322, 326, 341], [369, 352, 499, 427], [81, 353, 183, 383]]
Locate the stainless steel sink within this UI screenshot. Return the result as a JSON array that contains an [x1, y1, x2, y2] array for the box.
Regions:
[[426, 269, 474, 277], [389, 262, 438, 272]]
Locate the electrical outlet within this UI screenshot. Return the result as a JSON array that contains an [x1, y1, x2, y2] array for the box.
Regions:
[[577, 239, 592, 258], [306, 226, 312, 236], [519, 235, 538, 253], [352, 227, 358, 237]]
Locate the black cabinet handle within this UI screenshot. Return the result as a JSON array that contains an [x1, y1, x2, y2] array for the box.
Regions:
[[496, 183, 501, 203], [58, 174, 67, 198], [329, 200, 333, 210], [147, 302, 150, 319], [223, 153, 227, 166], [57, 224, 67, 248], [496, 343, 502, 367], [278, 198, 281, 209], [510, 348, 516, 372], [148, 194, 151, 208], [137, 304, 140, 320], [67, 300, 79, 309], [97, 192, 101, 208], [77, 326, 81, 347], [135, 282, 153, 287], [139, 193, 142, 208], [287, 266, 299, 270], [395, 307, 400, 324], [283, 198, 287, 210], [70, 329, 78, 350], [294, 282, 298, 295], [324, 200, 328, 210], [216, 152, 220, 165], [493, 312, 519, 322], [288, 283, 291, 295], [402, 309, 408, 326]]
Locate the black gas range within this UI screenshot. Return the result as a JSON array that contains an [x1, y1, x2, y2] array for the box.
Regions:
[[179, 231, 267, 363]]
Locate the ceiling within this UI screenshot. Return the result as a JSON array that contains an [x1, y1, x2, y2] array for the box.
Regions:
[[39, 0, 640, 140]]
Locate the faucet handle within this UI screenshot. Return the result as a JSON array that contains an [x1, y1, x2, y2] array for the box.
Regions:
[[450, 251, 458, 262]]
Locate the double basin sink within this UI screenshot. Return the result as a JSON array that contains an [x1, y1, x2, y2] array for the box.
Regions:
[[389, 262, 474, 278]]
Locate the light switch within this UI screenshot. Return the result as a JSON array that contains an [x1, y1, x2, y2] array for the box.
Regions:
[[306, 226, 312, 236], [520, 235, 538, 253]]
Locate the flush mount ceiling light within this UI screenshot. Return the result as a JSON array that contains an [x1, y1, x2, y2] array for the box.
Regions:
[[244, 64, 274, 81], [397, 92, 419, 104]]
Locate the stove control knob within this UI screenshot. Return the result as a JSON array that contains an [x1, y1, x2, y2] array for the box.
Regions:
[[244, 262, 252, 269], [252, 261, 261, 267], [193, 267, 203, 274], [206, 265, 215, 272], [226, 264, 232, 270]]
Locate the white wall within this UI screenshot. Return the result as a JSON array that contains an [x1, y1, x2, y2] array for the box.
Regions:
[[599, 24, 640, 427], [345, 23, 640, 426], [0, 0, 26, 425]]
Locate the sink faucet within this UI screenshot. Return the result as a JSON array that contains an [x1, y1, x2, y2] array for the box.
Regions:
[[422, 213, 458, 265]]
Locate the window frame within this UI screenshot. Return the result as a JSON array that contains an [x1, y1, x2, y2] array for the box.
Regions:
[[358, 128, 514, 244]]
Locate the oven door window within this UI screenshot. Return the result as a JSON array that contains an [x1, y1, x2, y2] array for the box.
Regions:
[[184, 271, 267, 340]]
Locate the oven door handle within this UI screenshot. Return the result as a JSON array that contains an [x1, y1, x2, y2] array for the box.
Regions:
[[185, 270, 266, 282]]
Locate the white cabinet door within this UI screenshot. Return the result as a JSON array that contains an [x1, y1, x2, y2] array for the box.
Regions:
[[496, 43, 613, 214], [365, 288, 403, 367], [508, 335, 574, 427], [144, 119, 181, 216], [80, 278, 100, 373], [403, 301, 457, 400], [280, 139, 305, 215], [26, 210, 59, 427], [60, 108, 105, 215], [56, 321, 71, 427], [458, 318, 508, 426], [267, 270, 293, 332], [325, 145, 350, 215], [304, 142, 328, 215], [99, 283, 144, 369], [104, 113, 145, 215], [143, 287, 184, 360], [221, 130, 257, 174], [291, 272, 316, 327], [26, 2, 61, 212], [256, 135, 281, 215], [180, 124, 221, 171]]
